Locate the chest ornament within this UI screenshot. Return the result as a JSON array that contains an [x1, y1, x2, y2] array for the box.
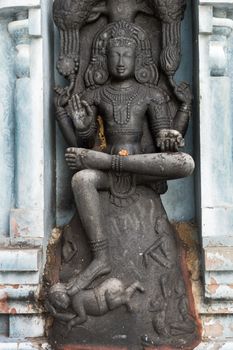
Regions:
[[102, 85, 140, 125]]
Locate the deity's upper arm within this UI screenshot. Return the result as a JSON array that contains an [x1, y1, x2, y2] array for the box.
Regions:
[[147, 87, 171, 134], [147, 87, 170, 114]]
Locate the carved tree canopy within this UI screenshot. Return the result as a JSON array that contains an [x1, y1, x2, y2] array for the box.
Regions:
[[148, 0, 187, 23], [54, 0, 187, 30], [53, 0, 100, 30]]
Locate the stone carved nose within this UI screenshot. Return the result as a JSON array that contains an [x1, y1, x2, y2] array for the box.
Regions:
[[118, 55, 124, 66]]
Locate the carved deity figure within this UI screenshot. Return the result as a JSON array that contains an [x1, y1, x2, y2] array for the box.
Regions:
[[53, 0, 186, 93], [55, 20, 194, 297]]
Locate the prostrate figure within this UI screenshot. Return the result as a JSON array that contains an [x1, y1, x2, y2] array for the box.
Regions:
[[46, 279, 144, 332], [55, 20, 194, 297]]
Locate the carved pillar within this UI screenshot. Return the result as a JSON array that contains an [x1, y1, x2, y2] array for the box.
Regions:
[[0, 1, 54, 348], [0, 16, 15, 238], [8, 11, 45, 245], [194, 1, 233, 347]]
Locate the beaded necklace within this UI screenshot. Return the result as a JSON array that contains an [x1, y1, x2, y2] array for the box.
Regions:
[[102, 84, 140, 125]]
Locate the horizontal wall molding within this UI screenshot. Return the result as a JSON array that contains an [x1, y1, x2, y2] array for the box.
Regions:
[[0, 0, 40, 9], [0, 249, 40, 272]]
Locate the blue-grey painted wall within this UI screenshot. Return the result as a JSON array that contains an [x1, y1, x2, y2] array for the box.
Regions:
[[0, 17, 15, 237], [162, 0, 195, 221]]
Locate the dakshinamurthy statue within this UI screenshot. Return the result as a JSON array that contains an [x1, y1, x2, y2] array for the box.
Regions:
[[48, 3, 199, 349], [55, 20, 193, 294]]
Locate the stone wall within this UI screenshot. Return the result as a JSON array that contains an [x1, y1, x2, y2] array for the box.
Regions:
[[194, 1, 233, 348]]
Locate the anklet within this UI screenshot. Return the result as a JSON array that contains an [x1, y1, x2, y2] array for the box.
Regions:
[[90, 239, 108, 252]]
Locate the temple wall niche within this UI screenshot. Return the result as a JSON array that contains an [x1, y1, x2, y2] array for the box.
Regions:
[[55, 0, 195, 226], [0, 0, 232, 349]]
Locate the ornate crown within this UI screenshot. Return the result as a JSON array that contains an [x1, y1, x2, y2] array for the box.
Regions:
[[108, 21, 137, 49], [85, 20, 159, 87]]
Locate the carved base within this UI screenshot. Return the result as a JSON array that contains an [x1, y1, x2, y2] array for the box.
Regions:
[[49, 186, 199, 349]]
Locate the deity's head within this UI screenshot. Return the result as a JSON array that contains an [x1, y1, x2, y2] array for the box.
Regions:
[[85, 20, 158, 88], [106, 23, 137, 81], [48, 283, 70, 310]]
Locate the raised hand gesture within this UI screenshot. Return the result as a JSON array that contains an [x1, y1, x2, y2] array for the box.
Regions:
[[45, 300, 57, 317], [68, 94, 94, 132], [173, 82, 193, 106]]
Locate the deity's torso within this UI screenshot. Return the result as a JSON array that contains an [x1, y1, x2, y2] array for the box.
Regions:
[[82, 82, 169, 155]]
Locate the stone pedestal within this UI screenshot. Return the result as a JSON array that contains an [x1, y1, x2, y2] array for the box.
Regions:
[[50, 188, 199, 350]]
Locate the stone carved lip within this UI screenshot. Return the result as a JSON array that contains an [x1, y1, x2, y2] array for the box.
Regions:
[[117, 67, 126, 73]]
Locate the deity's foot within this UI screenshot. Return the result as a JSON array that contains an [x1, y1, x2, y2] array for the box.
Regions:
[[66, 251, 111, 296], [66, 147, 111, 171]]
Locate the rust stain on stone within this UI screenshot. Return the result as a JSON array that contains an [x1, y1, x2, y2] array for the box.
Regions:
[[0, 292, 18, 315], [173, 222, 202, 348], [204, 320, 224, 338], [41, 228, 63, 336], [205, 255, 224, 270], [206, 278, 219, 294], [11, 218, 20, 237], [0, 292, 9, 313], [43, 228, 62, 286], [10, 308, 17, 315], [174, 222, 200, 282]]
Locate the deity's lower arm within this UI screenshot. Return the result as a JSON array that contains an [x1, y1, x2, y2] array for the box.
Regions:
[[173, 103, 191, 137], [56, 107, 77, 147], [75, 121, 97, 148]]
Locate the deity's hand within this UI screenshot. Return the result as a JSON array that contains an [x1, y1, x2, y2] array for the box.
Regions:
[[65, 148, 88, 171], [45, 300, 57, 317], [68, 94, 94, 131], [54, 86, 71, 108], [156, 129, 185, 152], [173, 82, 193, 106]]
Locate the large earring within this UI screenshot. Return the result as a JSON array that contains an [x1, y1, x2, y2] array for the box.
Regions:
[[135, 66, 151, 84], [85, 57, 109, 88], [135, 61, 159, 86], [93, 67, 109, 86]]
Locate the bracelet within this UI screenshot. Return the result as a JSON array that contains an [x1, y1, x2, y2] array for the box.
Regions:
[[111, 155, 123, 173], [77, 123, 97, 139], [179, 103, 192, 113], [56, 108, 68, 121]]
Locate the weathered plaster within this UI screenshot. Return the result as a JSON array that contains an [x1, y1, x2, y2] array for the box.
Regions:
[[0, 0, 54, 343]]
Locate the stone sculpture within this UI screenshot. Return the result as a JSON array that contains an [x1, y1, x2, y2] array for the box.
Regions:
[[46, 279, 144, 333], [48, 0, 199, 348]]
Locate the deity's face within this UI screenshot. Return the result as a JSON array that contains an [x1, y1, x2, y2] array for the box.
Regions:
[[107, 45, 136, 81]]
